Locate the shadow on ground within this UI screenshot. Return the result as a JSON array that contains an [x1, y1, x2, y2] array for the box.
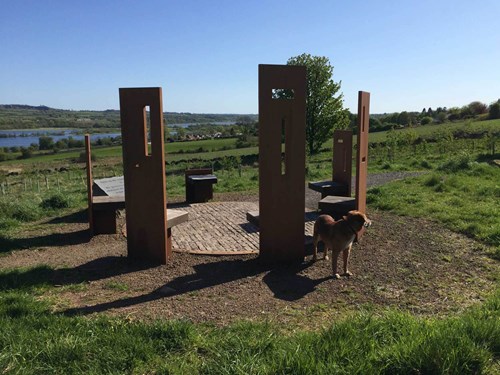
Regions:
[[0, 229, 90, 253], [47, 210, 88, 225], [0, 256, 157, 291], [61, 254, 331, 316]]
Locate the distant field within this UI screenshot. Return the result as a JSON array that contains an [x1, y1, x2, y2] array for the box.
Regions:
[[1, 117, 497, 167], [367, 118, 500, 144]]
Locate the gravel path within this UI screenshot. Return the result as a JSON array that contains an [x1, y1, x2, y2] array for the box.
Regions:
[[305, 171, 425, 209]]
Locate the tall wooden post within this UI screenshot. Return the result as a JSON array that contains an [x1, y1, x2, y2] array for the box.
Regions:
[[119, 87, 169, 264], [355, 91, 370, 213], [258, 65, 306, 263], [333, 130, 353, 197], [85, 135, 94, 233]]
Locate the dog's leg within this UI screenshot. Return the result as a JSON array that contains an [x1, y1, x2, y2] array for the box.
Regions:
[[332, 250, 341, 279], [342, 245, 353, 277], [312, 234, 318, 262], [324, 247, 329, 261]]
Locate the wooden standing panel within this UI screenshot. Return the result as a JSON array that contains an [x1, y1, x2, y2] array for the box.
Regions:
[[332, 130, 353, 197], [119, 88, 169, 264], [85, 134, 94, 233], [355, 91, 370, 213], [258, 65, 306, 263]]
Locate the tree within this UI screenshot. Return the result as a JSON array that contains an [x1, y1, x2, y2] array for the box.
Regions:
[[489, 100, 500, 119], [285, 53, 348, 154], [397, 111, 411, 126], [420, 116, 433, 125], [39, 136, 54, 150], [20, 147, 33, 159], [468, 101, 488, 116]]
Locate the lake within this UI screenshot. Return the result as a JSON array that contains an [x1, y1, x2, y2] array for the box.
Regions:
[[0, 129, 121, 149]]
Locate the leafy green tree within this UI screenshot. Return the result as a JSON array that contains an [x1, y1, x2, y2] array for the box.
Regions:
[[420, 116, 433, 125], [38, 136, 54, 150], [489, 100, 500, 119], [397, 111, 411, 126], [436, 112, 448, 123], [468, 101, 488, 116], [285, 53, 348, 154], [447, 107, 462, 121], [20, 147, 33, 159]]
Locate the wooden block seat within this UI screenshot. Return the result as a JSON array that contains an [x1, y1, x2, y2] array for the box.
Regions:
[[308, 180, 349, 198], [185, 168, 217, 203], [318, 195, 355, 216], [246, 210, 260, 227], [166, 209, 189, 228], [89, 176, 126, 235], [121, 208, 189, 237]]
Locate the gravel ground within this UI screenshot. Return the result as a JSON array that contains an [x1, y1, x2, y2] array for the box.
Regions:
[[304, 171, 425, 209]]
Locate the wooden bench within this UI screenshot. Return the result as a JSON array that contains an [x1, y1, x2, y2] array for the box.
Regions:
[[308, 130, 353, 199], [85, 136, 125, 235], [308, 180, 349, 198], [185, 168, 217, 203], [85, 135, 188, 237]]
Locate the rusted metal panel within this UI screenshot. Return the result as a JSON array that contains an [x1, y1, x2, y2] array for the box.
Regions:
[[119, 87, 169, 264], [355, 91, 370, 213], [258, 64, 306, 263], [85, 134, 94, 234], [332, 130, 353, 197]]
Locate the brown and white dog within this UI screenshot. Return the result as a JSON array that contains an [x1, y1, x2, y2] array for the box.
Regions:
[[313, 210, 372, 279]]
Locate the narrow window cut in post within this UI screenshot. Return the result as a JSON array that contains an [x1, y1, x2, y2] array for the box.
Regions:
[[144, 105, 151, 157], [281, 117, 286, 175]]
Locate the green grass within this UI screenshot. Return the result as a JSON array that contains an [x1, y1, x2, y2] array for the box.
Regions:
[[0, 269, 498, 374], [367, 118, 500, 144], [367, 156, 500, 250]]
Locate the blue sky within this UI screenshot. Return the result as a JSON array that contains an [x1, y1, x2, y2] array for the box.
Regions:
[[1, 0, 499, 114]]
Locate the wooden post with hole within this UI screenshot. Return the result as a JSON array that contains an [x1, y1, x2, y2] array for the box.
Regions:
[[355, 91, 370, 214], [120, 87, 170, 264], [258, 65, 306, 263]]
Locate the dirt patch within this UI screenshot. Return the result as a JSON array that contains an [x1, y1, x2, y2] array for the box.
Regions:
[[1, 205, 496, 328]]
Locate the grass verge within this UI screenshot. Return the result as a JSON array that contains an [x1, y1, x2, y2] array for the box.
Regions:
[[0, 266, 498, 374], [367, 155, 499, 255]]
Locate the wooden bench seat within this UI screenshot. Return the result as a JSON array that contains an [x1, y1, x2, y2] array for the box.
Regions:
[[318, 195, 356, 217], [308, 180, 349, 198], [85, 135, 188, 237], [185, 168, 217, 203]]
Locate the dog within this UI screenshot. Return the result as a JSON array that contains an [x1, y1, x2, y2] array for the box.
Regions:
[[312, 210, 372, 279]]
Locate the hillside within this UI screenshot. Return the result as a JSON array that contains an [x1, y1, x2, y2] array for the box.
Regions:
[[0, 105, 257, 130]]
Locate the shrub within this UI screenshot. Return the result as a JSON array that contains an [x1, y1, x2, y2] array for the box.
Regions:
[[424, 174, 441, 187], [20, 148, 33, 159], [420, 116, 433, 125], [77, 152, 96, 163], [489, 101, 500, 119], [438, 153, 472, 173], [40, 194, 70, 210], [10, 202, 41, 222], [420, 159, 432, 169]]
